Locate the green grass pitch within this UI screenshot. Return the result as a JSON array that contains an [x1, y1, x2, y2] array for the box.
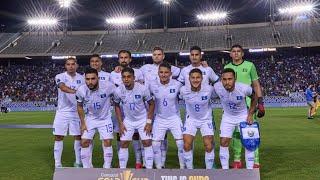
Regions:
[[0, 107, 319, 180]]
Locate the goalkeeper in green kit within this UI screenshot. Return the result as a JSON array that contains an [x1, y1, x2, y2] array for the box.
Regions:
[[224, 44, 265, 169]]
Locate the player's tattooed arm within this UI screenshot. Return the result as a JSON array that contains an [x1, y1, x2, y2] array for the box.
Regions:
[[247, 91, 258, 124], [58, 83, 76, 94], [114, 103, 126, 136], [77, 102, 87, 134]]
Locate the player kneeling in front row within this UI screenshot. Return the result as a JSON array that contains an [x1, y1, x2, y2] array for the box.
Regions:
[[149, 62, 185, 169], [114, 67, 155, 169], [213, 68, 258, 169], [76, 68, 115, 168], [180, 68, 216, 169]]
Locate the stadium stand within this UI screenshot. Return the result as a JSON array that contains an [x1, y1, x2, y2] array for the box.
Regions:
[[1, 33, 63, 54], [0, 19, 319, 57], [1, 54, 319, 103]]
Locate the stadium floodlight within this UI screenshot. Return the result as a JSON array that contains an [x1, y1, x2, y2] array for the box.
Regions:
[[58, 0, 74, 8], [106, 16, 135, 26], [161, 0, 172, 5], [27, 17, 58, 27], [197, 11, 228, 21], [279, 3, 316, 16]]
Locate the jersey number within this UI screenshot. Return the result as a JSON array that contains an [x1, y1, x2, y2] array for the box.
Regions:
[[129, 103, 136, 111], [195, 104, 200, 112], [163, 99, 168, 107], [228, 102, 237, 110], [106, 123, 113, 133], [93, 102, 101, 110]]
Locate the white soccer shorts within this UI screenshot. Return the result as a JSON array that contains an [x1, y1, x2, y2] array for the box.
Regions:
[[152, 116, 183, 141], [53, 112, 81, 136], [182, 116, 215, 137], [220, 114, 247, 138], [120, 119, 152, 141], [82, 124, 114, 140]]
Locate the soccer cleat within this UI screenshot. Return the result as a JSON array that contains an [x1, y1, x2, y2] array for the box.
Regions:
[[135, 163, 143, 169], [308, 116, 314, 119], [232, 161, 243, 169], [73, 162, 83, 168], [253, 164, 260, 169]]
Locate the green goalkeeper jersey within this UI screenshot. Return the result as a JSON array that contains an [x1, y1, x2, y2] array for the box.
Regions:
[[224, 60, 259, 85]]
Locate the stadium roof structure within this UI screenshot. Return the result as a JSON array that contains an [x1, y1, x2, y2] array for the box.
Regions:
[[1, 0, 319, 31], [0, 18, 319, 58]]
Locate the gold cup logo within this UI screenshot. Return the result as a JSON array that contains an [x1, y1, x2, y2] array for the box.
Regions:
[[120, 170, 134, 180]]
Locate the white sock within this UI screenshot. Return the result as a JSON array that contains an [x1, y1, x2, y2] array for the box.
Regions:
[[161, 139, 168, 167], [119, 148, 129, 169], [219, 146, 229, 169], [54, 141, 63, 166], [152, 141, 162, 169], [144, 146, 154, 169], [205, 150, 215, 169], [89, 142, 93, 166], [183, 149, 193, 169], [176, 140, 185, 169], [103, 146, 113, 168], [245, 149, 255, 169], [74, 140, 81, 164], [81, 147, 91, 168], [141, 143, 146, 166], [132, 140, 142, 164]]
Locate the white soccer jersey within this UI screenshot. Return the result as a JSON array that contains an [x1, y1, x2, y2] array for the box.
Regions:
[[55, 72, 84, 112], [149, 78, 182, 119], [177, 65, 219, 86], [213, 82, 252, 117], [110, 68, 144, 87], [76, 82, 116, 130], [140, 63, 180, 83], [114, 82, 152, 122], [98, 70, 110, 83], [179, 85, 214, 121]]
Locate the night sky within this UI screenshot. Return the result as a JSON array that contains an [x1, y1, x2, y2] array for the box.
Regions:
[[0, 0, 304, 32]]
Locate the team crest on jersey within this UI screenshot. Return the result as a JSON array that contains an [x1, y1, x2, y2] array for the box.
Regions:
[[56, 79, 61, 83], [100, 77, 105, 80], [201, 96, 208, 100], [236, 96, 243, 100], [101, 94, 107, 98], [202, 71, 206, 75], [170, 89, 175, 93], [76, 80, 81, 84], [135, 95, 141, 99], [243, 68, 248, 72]]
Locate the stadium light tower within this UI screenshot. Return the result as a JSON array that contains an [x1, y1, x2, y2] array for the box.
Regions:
[[58, 0, 74, 8], [279, 2, 317, 16], [58, 0, 75, 34], [160, 0, 173, 30]]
